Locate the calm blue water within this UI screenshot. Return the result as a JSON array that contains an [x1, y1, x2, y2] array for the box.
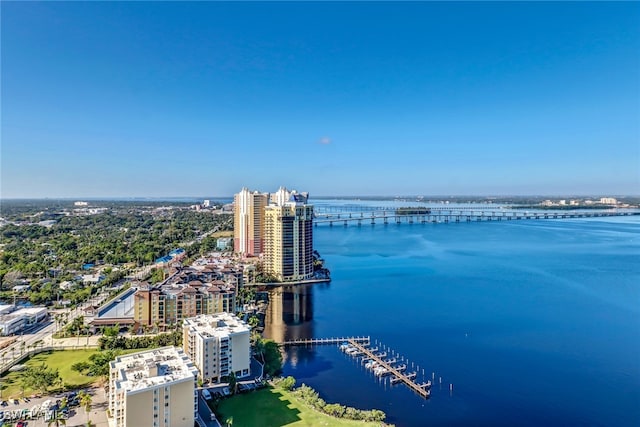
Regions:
[[265, 217, 640, 427]]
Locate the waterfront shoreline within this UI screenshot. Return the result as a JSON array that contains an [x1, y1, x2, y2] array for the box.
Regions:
[[246, 277, 331, 287]]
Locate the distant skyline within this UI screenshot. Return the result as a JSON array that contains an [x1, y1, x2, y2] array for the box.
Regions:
[[2, 2, 639, 198]]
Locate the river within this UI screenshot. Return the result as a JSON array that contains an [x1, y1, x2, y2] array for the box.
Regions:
[[264, 213, 640, 426]]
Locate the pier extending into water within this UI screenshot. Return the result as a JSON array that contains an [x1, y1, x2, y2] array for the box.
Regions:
[[345, 339, 431, 399], [281, 336, 370, 347], [278, 336, 441, 399]]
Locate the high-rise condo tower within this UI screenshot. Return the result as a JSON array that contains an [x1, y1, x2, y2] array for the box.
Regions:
[[263, 187, 314, 282], [233, 187, 268, 256]]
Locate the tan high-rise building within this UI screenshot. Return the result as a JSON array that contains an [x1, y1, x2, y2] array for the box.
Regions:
[[234, 188, 269, 256], [108, 346, 198, 427], [263, 188, 314, 282]]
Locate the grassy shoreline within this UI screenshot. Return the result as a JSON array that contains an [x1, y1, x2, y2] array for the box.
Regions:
[[216, 386, 389, 427]]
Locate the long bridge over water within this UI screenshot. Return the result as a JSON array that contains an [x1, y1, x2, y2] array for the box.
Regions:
[[313, 206, 638, 226]]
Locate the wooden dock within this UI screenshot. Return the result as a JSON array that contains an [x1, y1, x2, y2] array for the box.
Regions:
[[347, 339, 431, 398], [281, 336, 370, 347]]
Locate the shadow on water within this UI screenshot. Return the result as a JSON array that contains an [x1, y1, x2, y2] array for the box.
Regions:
[[264, 283, 340, 377], [264, 284, 315, 343], [284, 347, 335, 380]]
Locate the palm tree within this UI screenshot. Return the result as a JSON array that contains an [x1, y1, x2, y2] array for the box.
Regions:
[[79, 390, 92, 425], [54, 313, 62, 333], [18, 374, 29, 398], [47, 410, 67, 427], [228, 372, 238, 395], [84, 326, 91, 347]]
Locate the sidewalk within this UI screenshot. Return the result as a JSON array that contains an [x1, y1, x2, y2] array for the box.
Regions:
[[49, 335, 101, 348]]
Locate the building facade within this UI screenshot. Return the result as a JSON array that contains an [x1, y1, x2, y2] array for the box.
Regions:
[[108, 346, 199, 427], [263, 188, 314, 282], [0, 306, 48, 336], [134, 283, 235, 329], [134, 265, 239, 328], [183, 313, 251, 384], [233, 188, 269, 256]]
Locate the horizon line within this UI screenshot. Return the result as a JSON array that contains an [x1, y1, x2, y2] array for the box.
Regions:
[[1, 194, 639, 201]]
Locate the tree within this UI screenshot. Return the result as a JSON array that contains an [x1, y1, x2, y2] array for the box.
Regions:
[[253, 338, 282, 377], [47, 410, 67, 427], [103, 325, 119, 337], [78, 390, 92, 425], [227, 371, 238, 395], [71, 361, 91, 374], [19, 363, 62, 394], [248, 315, 260, 329], [18, 374, 30, 397], [150, 268, 164, 284], [86, 350, 120, 377], [1, 269, 22, 291], [279, 376, 295, 391]]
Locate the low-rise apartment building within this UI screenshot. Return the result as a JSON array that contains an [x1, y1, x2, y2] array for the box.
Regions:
[[134, 265, 239, 328], [108, 346, 199, 427]]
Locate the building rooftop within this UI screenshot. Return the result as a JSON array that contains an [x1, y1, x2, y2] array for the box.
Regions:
[[183, 313, 249, 339], [110, 346, 197, 393], [13, 307, 47, 316]]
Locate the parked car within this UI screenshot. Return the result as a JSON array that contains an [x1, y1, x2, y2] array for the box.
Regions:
[[13, 399, 19, 405], [0, 400, 7, 406]]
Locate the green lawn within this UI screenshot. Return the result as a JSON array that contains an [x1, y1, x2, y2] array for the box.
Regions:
[[216, 387, 385, 427], [1, 349, 100, 398]]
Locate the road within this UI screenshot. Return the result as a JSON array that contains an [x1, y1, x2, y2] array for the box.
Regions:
[[0, 289, 110, 371]]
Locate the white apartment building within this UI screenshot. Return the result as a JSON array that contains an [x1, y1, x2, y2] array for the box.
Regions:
[[0, 306, 48, 336], [183, 313, 250, 384], [109, 346, 199, 427], [599, 197, 617, 205]]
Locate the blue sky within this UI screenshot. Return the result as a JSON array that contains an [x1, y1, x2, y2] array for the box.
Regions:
[[2, 1, 639, 198]]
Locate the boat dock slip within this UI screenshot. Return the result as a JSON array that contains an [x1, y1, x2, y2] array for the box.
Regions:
[[281, 336, 370, 347], [347, 339, 431, 399]]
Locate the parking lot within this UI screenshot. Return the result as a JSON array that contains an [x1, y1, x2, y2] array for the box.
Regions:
[[0, 386, 109, 427]]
